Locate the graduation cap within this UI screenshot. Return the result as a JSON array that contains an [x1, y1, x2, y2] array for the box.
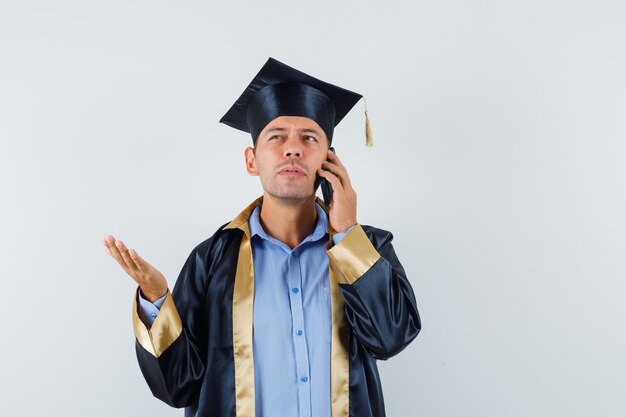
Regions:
[[220, 57, 373, 146]]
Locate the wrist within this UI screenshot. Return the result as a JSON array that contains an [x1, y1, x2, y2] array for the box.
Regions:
[[140, 287, 168, 303], [335, 221, 357, 234]]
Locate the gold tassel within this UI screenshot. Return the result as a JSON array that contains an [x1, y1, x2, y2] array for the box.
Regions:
[[364, 97, 374, 146]]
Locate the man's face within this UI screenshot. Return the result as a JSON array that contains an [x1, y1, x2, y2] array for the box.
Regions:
[[245, 116, 329, 202]]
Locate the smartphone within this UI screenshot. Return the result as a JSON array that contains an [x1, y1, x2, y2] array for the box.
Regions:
[[319, 147, 335, 206]]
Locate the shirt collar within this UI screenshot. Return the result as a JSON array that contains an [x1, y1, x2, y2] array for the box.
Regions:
[[249, 202, 329, 248]]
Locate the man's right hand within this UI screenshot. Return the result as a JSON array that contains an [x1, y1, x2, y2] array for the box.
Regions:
[[103, 235, 168, 302]]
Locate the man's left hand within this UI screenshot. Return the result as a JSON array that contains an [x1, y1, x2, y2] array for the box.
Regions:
[[317, 149, 357, 233]]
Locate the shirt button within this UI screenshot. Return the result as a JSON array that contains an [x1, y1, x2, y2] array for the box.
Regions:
[[150, 313, 157, 318], [292, 287, 299, 294], [296, 329, 303, 336], [300, 376, 308, 383], [291, 252, 297, 257]]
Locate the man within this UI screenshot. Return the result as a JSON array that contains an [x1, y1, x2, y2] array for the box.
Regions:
[[104, 57, 420, 417]]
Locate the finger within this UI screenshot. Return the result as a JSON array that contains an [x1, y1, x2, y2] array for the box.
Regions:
[[115, 240, 140, 271], [103, 235, 116, 247], [321, 160, 342, 176], [326, 150, 348, 170], [128, 249, 148, 272], [322, 160, 352, 189], [317, 167, 343, 192], [105, 238, 130, 269], [325, 151, 353, 187], [108, 239, 129, 266]]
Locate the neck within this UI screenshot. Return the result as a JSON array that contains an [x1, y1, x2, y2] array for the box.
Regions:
[[259, 194, 318, 249]]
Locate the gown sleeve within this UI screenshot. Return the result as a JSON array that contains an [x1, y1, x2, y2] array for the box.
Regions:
[[326, 224, 421, 360], [132, 244, 211, 408]]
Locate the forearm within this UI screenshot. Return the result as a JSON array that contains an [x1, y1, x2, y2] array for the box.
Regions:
[[327, 224, 421, 359], [132, 245, 211, 407]]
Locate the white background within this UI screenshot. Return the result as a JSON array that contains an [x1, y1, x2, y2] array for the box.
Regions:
[[1, 1, 625, 416]]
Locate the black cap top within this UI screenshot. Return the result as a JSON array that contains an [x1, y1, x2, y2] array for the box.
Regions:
[[219, 57, 363, 144]]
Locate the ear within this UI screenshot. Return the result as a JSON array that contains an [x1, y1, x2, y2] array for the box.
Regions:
[[244, 147, 258, 176]]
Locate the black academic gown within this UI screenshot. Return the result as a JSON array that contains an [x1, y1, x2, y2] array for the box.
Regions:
[[132, 197, 421, 417]]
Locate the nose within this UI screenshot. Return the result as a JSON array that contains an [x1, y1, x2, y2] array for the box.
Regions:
[[285, 150, 301, 158], [283, 135, 302, 158]]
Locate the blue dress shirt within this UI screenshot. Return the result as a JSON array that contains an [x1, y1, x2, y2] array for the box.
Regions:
[[138, 202, 351, 417]]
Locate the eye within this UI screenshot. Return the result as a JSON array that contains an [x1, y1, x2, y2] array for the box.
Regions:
[[303, 135, 318, 142]]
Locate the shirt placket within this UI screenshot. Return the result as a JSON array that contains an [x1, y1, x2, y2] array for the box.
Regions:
[[287, 249, 312, 417]]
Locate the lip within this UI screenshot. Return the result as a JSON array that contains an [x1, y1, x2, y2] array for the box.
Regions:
[[278, 166, 305, 176]]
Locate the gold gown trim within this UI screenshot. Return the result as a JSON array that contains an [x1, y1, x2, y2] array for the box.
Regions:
[[224, 197, 260, 417], [327, 225, 351, 417], [327, 224, 381, 285], [132, 289, 182, 358]]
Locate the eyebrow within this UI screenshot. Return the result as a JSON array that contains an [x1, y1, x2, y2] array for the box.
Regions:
[[264, 127, 288, 134], [299, 128, 322, 135]]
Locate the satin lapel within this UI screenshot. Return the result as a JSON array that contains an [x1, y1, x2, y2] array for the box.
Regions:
[[329, 265, 350, 417], [225, 199, 261, 417], [232, 227, 255, 417], [322, 197, 350, 417]]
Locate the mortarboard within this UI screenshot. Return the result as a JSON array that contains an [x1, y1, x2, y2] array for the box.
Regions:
[[219, 57, 373, 145]]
